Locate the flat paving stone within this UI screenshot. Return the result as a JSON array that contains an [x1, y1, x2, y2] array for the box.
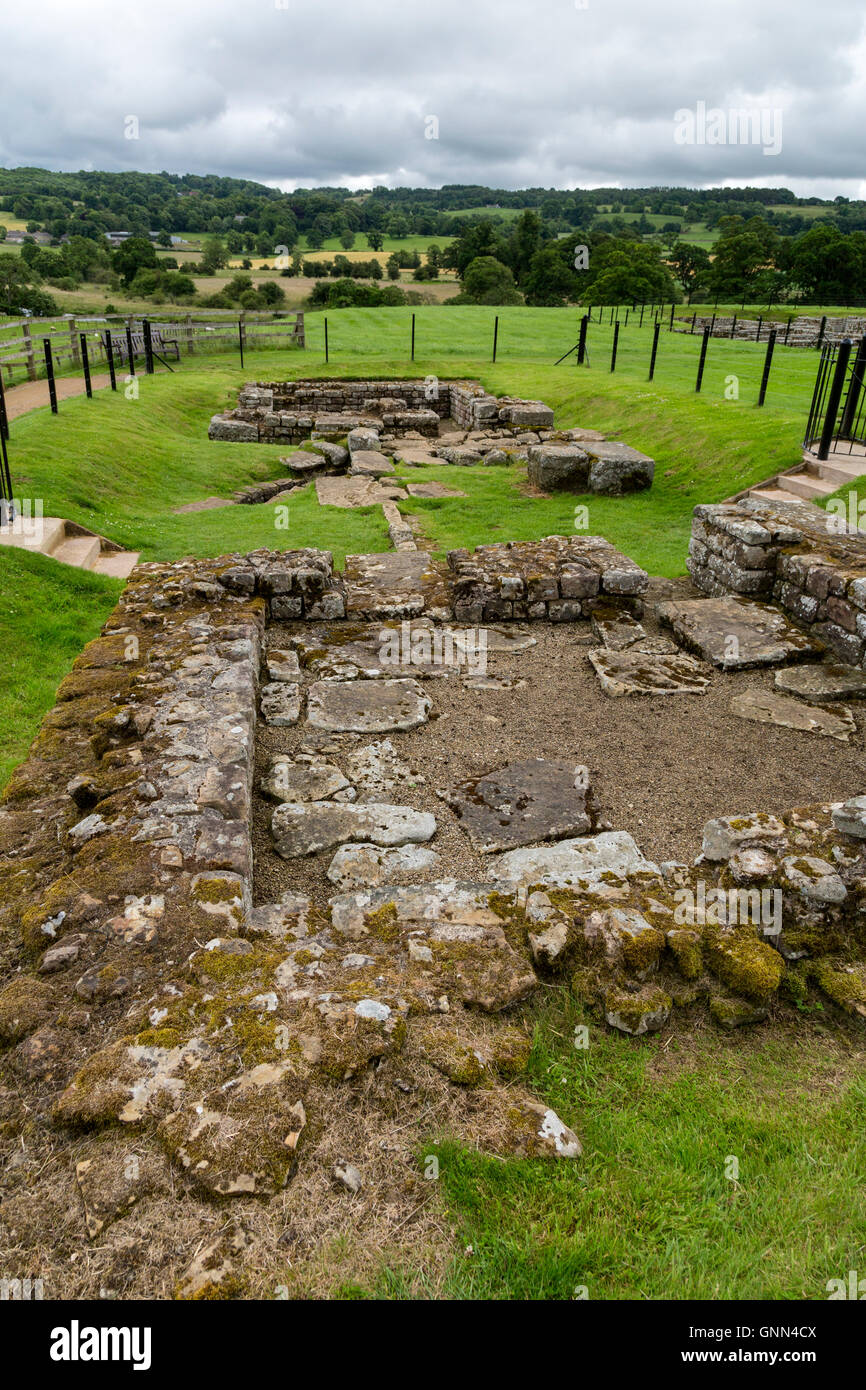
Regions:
[[774, 663, 866, 704], [265, 648, 301, 683], [260, 756, 350, 803], [445, 758, 598, 852], [493, 831, 661, 890], [657, 596, 819, 669], [587, 647, 710, 696], [405, 482, 466, 499], [272, 801, 436, 858], [292, 623, 459, 681], [285, 450, 333, 473], [449, 625, 537, 654], [307, 678, 432, 733], [326, 843, 440, 890], [315, 476, 406, 508], [730, 688, 856, 741], [173, 496, 235, 514], [343, 551, 452, 620]]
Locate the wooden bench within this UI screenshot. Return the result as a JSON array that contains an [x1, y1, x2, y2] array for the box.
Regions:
[[108, 329, 180, 363]]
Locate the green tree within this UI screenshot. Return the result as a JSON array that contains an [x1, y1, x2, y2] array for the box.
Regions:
[[460, 256, 522, 305], [366, 229, 384, 251], [112, 236, 158, 284], [668, 241, 711, 302]]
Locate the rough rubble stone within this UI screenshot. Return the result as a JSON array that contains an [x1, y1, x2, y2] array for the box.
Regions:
[[493, 831, 660, 889], [774, 663, 866, 703], [326, 843, 440, 889]]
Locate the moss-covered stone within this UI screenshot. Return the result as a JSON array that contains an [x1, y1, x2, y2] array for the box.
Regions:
[[703, 927, 784, 1001], [0, 976, 52, 1045]]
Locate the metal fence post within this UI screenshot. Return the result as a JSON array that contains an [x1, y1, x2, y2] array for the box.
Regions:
[[143, 319, 154, 375], [492, 315, 499, 362], [80, 333, 92, 398], [610, 320, 619, 372], [817, 338, 852, 460], [757, 329, 777, 407], [104, 331, 117, 391], [648, 321, 660, 380], [577, 314, 588, 365], [43, 339, 58, 413], [0, 369, 9, 441], [126, 323, 136, 376], [695, 326, 710, 393], [839, 334, 866, 438]]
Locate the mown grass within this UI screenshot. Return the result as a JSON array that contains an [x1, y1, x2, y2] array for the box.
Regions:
[[0, 546, 122, 786], [341, 993, 866, 1300]]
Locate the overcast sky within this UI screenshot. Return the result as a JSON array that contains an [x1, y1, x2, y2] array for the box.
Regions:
[[2, 0, 865, 196]]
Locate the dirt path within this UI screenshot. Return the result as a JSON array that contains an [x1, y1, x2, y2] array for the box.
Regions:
[[3, 373, 115, 420]]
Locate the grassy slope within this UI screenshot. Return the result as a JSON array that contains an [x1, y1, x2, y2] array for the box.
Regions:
[[0, 547, 122, 785], [364, 998, 866, 1300]]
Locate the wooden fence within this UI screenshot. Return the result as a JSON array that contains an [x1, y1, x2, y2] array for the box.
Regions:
[[0, 311, 305, 382]]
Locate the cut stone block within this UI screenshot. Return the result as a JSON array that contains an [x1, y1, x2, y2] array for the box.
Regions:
[[584, 441, 654, 494], [348, 451, 395, 478], [307, 678, 432, 733], [731, 689, 856, 741], [405, 482, 466, 499], [657, 597, 820, 669], [285, 450, 331, 473], [272, 801, 436, 858], [445, 759, 599, 852], [343, 551, 451, 620], [832, 796, 866, 839], [587, 647, 710, 696], [315, 475, 404, 508]]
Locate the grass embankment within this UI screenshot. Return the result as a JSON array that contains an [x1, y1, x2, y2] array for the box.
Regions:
[[334, 993, 866, 1300]]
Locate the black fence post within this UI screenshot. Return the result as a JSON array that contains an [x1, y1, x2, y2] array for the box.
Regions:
[[324, 317, 329, 364], [639, 302, 645, 327], [492, 315, 499, 363], [610, 320, 620, 373], [238, 319, 244, 370], [709, 312, 716, 337], [669, 302, 675, 331], [125, 324, 136, 376], [411, 313, 415, 362], [0, 424, 12, 519], [784, 318, 792, 346], [577, 314, 588, 365], [757, 329, 777, 407], [43, 339, 58, 413], [730, 314, 737, 339], [104, 331, 117, 391], [756, 316, 763, 343], [624, 309, 629, 328], [0, 369, 9, 441], [143, 319, 154, 375], [817, 338, 852, 460], [816, 315, 827, 349], [80, 334, 92, 399], [839, 334, 866, 438], [648, 321, 660, 380], [695, 326, 710, 393], [690, 312, 696, 334]]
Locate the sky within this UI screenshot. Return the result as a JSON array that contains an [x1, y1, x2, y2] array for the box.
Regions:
[[2, 0, 865, 196]]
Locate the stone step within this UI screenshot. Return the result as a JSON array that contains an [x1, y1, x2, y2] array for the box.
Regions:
[[805, 457, 866, 488], [781, 472, 832, 502], [52, 534, 102, 570], [749, 486, 812, 505], [92, 550, 140, 579], [0, 514, 67, 555]]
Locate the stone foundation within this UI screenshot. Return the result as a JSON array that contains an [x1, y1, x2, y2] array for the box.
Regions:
[[447, 536, 649, 622], [688, 497, 866, 668]]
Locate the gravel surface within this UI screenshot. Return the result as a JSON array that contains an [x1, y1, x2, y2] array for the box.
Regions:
[[252, 577, 865, 906]]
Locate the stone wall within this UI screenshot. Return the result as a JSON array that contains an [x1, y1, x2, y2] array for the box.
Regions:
[[447, 535, 649, 622], [680, 314, 866, 347], [688, 497, 866, 668], [208, 378, 555, 445]]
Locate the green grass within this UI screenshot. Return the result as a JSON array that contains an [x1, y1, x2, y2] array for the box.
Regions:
[[356, 993, 866, 1300], [0, 546, 122, 785]]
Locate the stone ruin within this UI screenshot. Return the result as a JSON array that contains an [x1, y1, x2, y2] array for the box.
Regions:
[[1, 502, 865, 1296], [208, 378, 655, 500]]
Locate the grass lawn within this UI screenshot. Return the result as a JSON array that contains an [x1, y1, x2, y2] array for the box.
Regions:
[[364, 995, 866, 1300], [0, 546, 122, 786]]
